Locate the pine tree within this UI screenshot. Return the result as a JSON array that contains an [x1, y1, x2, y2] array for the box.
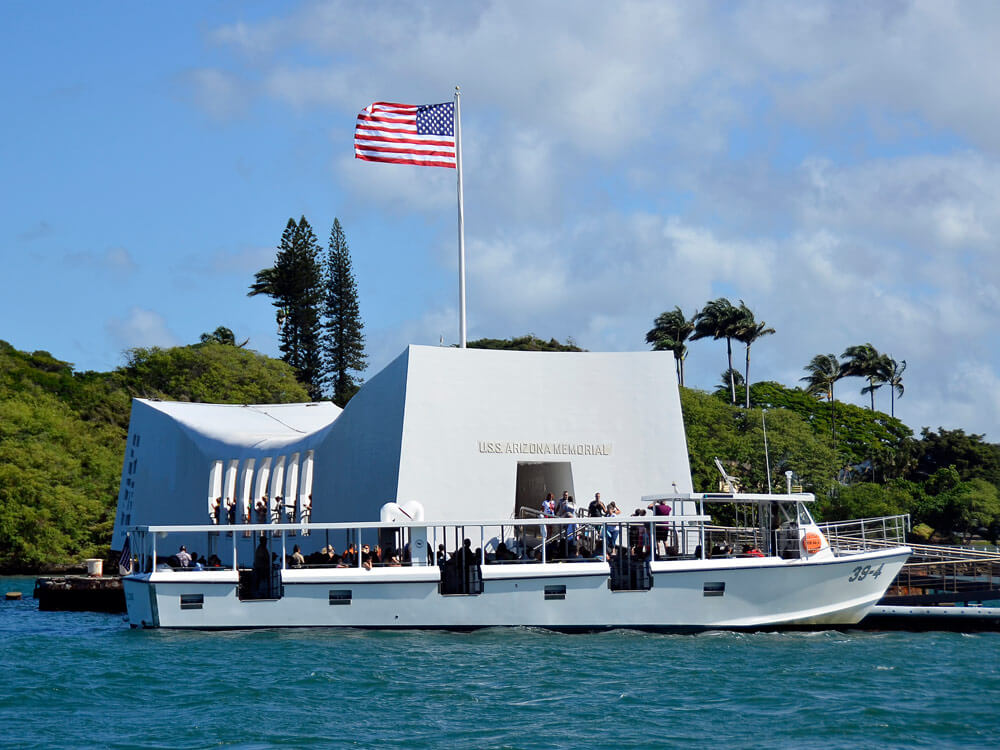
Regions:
[[321, 218, 367, 406], [248, 216, 325, 399]]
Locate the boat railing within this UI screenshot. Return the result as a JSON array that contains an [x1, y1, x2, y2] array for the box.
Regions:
[[123, 515, 713, 576], [817, 514, 911, 552]]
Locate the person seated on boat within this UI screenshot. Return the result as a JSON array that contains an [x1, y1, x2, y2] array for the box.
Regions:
[[436, 544, 447, 566], [361, 544, 374, 570], [742, 544, 765, 558], [175, 545, 192, 567], [290, 544, 305, 568], [325, 546, 341, 565], [189, 551, 205, 570], [207, 554, 222, 568], [341, 544, 357, 567], [493, 542, 514, 562]]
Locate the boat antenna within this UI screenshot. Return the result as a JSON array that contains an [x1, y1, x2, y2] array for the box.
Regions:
[[762, 409, 772, 494]]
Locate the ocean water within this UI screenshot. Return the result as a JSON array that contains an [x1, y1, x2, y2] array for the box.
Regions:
[[1, 576, 998, 750]]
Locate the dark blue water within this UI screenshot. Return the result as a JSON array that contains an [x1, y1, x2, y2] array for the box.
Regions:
[[2, 576, 998, 749]]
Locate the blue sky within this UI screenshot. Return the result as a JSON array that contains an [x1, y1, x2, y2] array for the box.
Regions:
[[3, 1, 1000, 439]]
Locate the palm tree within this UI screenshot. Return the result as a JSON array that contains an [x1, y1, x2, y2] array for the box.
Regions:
[[199, 326, 249, 348], [691, 298, 742, 404], [733, 301, 775, 408], [886, 357, 906, 418], [842, 343, 887, 411], [645, 307, 695, 386], [719, 368, 745, 394], [801, 353, 844, 441]]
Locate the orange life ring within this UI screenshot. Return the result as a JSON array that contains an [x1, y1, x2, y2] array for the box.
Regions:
[[803, 531, 823, 554]]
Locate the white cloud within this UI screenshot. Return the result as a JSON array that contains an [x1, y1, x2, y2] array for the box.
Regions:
[[189, 0, 1000, 439], [106, 308, 179, 351]]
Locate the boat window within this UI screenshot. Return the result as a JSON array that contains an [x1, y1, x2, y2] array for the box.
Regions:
[[328, 590, 352, 606], [797, 503, 815, 525], [703, 582, 725, 597], [180, 594, 204, 610], [544, 585, 566, 601]]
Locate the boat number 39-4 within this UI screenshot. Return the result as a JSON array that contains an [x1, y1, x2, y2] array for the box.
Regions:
[[847, 563, 884, 582]]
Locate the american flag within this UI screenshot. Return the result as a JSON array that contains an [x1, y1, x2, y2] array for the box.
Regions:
[[354, 101, 456, 169], [118, 534, 132, 574]]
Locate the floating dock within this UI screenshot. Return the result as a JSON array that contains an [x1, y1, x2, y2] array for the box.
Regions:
[[860, 605, 1000, 632], [33, 576, 126, 613]]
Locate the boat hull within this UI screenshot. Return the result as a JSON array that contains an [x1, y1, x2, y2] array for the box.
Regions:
[[124, 547, 909, 631]]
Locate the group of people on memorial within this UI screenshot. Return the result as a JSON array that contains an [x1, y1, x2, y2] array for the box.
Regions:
[[209, 495, 313, 526]]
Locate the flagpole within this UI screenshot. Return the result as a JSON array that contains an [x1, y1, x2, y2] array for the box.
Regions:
[[455, 86, 467, 348]]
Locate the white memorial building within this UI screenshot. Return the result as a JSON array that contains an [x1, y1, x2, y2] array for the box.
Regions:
[[111, 346, 693, 552]]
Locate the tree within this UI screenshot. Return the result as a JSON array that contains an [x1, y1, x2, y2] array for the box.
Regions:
[[116, 343, 310, 404], [199, 326, 249, 348], [886, 358, 906, 418], [645, 307, 694, 386], [801, 353, 844, 442], [914, 427, 1000, 486], [466, 335, 584, 352], [679, 387, 837, 499], [841, 343, 887, 411], [249, 217, 325, 399], [691, 298, 742, 404], [733, 301, 775, 408], [321, 218, 367, 407], [719, 368, 745, 393]]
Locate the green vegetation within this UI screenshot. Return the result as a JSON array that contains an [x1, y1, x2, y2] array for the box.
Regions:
[[249, 216, 326, 400], [250, 216, 368, 404], [467, 335, 584, 352], [677, 380, 1000, 543], [0, 339, 307, 572], [3, 291, 999, 571], [322, 218, 367, 407]]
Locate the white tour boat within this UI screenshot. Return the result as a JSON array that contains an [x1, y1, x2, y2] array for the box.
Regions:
[[121, 493, 910, 631]]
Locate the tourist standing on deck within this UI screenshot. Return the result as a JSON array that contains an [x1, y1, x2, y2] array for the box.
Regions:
[[253, 536, 270, 596]]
